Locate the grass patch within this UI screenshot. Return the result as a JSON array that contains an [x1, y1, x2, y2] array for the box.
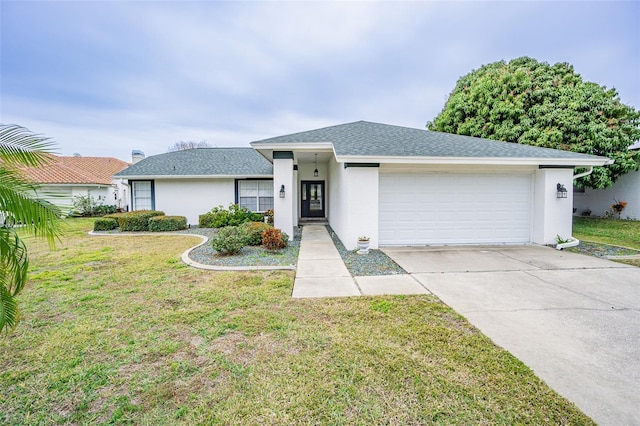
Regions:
[[573, 217, 640, 266], [1, 218, 594, 424], [573, 217, 640, 249]]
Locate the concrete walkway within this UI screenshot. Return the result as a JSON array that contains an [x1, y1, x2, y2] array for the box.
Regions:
[[292, 225, 428, 298]]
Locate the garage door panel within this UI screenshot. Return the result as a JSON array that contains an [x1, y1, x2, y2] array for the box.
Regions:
[[379, 173, 532, 245]]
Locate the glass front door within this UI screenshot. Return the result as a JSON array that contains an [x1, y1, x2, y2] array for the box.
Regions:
[[301, 181, 325, 218]]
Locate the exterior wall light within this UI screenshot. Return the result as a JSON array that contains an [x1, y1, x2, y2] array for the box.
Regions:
[[557, 183, 568, 198], [279, 184, 285, 198], [313, 153, 319, 177]]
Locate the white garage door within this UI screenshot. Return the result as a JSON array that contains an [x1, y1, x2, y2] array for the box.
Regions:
[[379, 173, 532, 245]]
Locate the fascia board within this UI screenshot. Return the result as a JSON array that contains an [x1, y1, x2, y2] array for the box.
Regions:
[[334, 155, 612, 167], [117, 174, 273, 180], [36, 183, 112, 187], [250, 142, 334, 150]]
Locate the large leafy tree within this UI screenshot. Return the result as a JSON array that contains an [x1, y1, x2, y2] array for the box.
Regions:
[[0, 124, 62, 333], [428, 57, 640, 188]]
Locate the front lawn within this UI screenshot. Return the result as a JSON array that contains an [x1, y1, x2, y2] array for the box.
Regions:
[[1, 218, 593, 424]]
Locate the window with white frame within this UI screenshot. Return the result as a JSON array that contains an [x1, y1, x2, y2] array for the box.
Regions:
[[238, 180, 273, 212], [132, 181, 152, 210]]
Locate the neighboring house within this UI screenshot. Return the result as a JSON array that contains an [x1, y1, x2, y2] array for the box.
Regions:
[[117, 121, 610, 250], [114, 148, 273, 225], [18, 155, 130, 213], [573, 142, 640, 219]]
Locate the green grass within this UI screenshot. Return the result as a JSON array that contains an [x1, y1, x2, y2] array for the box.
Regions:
[[573, 217, 640, 266], [1, 218, 594, 425]]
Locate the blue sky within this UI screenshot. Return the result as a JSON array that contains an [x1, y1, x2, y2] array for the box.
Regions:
[[1, 1, 639, 160]]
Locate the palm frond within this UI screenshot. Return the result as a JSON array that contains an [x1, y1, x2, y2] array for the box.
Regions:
[[0, 228, 29, 296], [0, 168, 63, 246], [0, 124, 56, 168], [0, 124, 61, 333], [0, 228, 27, 333], [0, 284, 20, 334]]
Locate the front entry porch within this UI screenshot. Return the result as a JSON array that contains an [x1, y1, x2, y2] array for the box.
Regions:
[[300, 180, 325, 218]]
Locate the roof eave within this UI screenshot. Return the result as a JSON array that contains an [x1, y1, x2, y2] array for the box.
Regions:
[[335, 155, 612, 167], [250, 142, 334, 150]]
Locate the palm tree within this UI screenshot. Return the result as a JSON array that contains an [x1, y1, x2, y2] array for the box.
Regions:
[[1, 124, 62, 333]]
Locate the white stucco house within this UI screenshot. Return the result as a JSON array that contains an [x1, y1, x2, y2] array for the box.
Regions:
[[573, 142, 640, 219], [116, 121, 610, 250], [19, 155, 130, 214]]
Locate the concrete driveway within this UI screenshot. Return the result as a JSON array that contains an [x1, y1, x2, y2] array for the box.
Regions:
[[382, 245, 640, 426]]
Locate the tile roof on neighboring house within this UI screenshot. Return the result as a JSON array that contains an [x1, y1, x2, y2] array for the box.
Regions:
[[251, 120, 608, 161], [115, 148, 273, 178], [18, 155, 130, 185]]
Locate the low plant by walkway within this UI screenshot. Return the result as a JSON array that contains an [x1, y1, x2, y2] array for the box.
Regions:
[[1, 218, 594, 424]]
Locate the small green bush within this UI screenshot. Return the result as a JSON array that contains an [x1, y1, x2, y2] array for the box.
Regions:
[[210, 226, 248, 255], [199, 204, 264, 228], [93, 217, 119, 231], [241, 222, 272, 245], [149, 215, 188, 232], [262, 228, 287, 251], [117, 210, 165, 232], [72, 195, 119, 217], [199, 212, 217, 228]]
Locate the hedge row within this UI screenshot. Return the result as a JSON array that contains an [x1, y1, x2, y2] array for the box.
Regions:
[[95, 210, 187, 232], [149, 215, 187, 232]]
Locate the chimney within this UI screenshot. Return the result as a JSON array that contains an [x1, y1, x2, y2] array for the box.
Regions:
[[131, 150, 145, 164]]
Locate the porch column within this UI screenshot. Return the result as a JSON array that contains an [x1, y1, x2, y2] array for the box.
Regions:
[[293, 165, 299, 227], [273, 151, 294, 240], [532, 167, 574, 244]]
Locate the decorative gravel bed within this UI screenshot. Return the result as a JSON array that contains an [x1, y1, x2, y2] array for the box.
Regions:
[[566, 241, 640, 258], [187, 227, 301, 267], [326, 226, 406, 276]]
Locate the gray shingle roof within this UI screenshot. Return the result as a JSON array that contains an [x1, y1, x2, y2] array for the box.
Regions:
[[114, 148, 272, 177], [251, 120, 606, 160]]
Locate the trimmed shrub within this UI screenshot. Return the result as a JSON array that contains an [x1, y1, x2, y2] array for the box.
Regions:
[[117, 210, 165, 232], [93, 217, 119, 231], [262, 228, 287, 252], [149, 215, 187, 232], [199, 204, 264, 228], [241, 222, 272, 245], [210, 226, 248, 255]]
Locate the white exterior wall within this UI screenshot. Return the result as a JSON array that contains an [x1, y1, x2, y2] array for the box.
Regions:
[[273, 157, 295, 240], [532, 168, 574, 244], [573, 171, 640, 219], [326, 158, 379, 250], [153, 178, 235, 225]]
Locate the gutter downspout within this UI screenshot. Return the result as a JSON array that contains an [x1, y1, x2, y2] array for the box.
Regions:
[[557, 167, 595, 250], [573, 166, 593, 181]]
